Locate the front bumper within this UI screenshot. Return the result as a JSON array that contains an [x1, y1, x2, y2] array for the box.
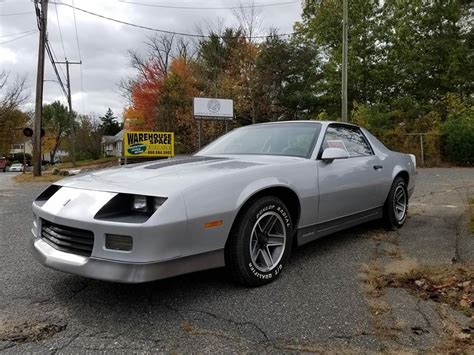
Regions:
[[28, 236, 224, 283], [29, 185, 227, 283]]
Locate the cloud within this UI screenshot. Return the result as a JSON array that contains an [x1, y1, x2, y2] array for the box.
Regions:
[[1, 0, 302, 120]]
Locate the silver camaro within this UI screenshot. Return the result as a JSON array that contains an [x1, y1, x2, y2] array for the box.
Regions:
[[30, 121, 416, 286]]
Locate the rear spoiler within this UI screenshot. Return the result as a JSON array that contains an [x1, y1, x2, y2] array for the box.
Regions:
[[409, 154, 416, 170]]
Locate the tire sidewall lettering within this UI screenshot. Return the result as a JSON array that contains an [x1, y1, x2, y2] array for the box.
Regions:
[[396, 182, 407, 224], [248, 262, 283, 279], [392, 180, 407, 226], [248, 201, 291, 280], [255, 204, 290, 228], [256, 204, 275, 219]]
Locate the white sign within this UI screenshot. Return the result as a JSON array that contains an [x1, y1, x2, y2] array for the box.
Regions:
[[193, 97, 233, 120]]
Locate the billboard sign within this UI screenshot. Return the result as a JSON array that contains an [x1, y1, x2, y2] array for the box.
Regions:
[[124, 131, 174, 157], [193, 97, 233, 120]]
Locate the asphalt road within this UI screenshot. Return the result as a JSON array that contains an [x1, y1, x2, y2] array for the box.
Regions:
[[0, 168, 472, 352]]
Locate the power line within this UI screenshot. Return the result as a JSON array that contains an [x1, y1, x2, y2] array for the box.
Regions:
[[71, 0, 82, 60], [45, 39, 68, 98], [0, 30, 37, 44], [54, 1, 67, 59], [0, 29, 37, 38], [119, 0, 299, 10], [0, 11, 35, 16], [78, 67, 85, 113], [51, 1, 294, 39], [48, 39, 67, 82], [71, 0, 85, 114]]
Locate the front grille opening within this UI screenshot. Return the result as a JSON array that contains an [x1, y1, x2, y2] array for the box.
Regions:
[[41, 219, 94, 257]]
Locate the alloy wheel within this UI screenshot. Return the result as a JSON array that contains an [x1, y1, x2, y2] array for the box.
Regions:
[[393, 184, 407, 222], [249, 211, 287, 272]]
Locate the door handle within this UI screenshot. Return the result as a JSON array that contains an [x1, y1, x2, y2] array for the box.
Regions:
[[373, 165, 383, 170]]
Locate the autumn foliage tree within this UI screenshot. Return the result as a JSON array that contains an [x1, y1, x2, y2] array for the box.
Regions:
[[123, 34, 202, 152], [123, 61, 163, 131], [122, 0, 472, 163], [43, 101, 70, 163], [0, 71, 28, 156]]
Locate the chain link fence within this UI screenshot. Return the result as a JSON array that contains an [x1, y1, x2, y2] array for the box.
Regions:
[[380, 132, 443, 167]]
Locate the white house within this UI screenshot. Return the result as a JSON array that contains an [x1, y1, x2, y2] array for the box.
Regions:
[[10, 141, 32, 155], [10, 140, 69, 163], [102, 130, 124, 157]]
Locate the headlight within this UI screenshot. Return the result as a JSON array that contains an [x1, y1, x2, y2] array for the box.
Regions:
[[132, 195, 148, 212], [95, 194, 168, 223], [131, 195, 167, 213]]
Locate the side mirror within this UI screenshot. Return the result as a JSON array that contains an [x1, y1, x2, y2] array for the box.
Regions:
[[321, 147, 349, 162]]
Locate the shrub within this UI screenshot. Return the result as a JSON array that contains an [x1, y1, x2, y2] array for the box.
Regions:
[[441, 96, 474, 165], [442, 119, 474, 165]]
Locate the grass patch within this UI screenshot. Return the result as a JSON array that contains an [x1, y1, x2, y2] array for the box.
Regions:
[[385, 263, 473, 317], [367, 299, 391, 315], [384, 258, 419, 275], [53, 157, 118, 170], [431, 303, 473, 354], [13, 173, 63, 183], [0, 319, 65, 343], [384, 244, 402, 259], [359, 261, 385, 298]]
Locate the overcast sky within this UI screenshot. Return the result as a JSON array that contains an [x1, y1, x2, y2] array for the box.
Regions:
[[0, 0, 302, 121]]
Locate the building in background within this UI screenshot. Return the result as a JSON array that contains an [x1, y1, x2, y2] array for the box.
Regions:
[[9, 140, 68, 163], [10, 141, 32, 156], [102, 130, 124, 157]]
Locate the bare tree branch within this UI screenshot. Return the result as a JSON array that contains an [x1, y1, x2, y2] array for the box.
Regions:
[[147, 34, 175, 76], [232, 0, 263, 42], [0, 71, 28, 119]]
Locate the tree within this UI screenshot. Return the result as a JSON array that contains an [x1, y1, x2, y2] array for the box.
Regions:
[[196, 28, 259, 125], [158, 57, 199, 152], [121, 0, 472, 164], [42, 101, 70, 163], [73, 115, 102, 160], [381, 0, 473, 106], [296, 0, 385, 118], [0, 71, 28, 155], [123, 34, 195, 131], [99, 108, 121, 135], [0, 71, 27, 119], [441, 95, 474, 165]]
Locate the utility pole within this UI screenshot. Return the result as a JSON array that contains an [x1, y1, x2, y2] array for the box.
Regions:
[[33, 0, 48, 176], [56, 59, 81, 165], [341, 0, 348, 123]]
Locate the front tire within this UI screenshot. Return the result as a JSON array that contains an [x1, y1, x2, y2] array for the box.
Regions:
[[225, 196, 293, 286], [383, 176, 408, 229]]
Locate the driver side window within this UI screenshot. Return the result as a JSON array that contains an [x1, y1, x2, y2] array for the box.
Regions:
[[322, 125, 373, 157]]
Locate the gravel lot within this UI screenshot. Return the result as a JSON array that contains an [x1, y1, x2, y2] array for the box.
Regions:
[[0, 168, 472, 353]]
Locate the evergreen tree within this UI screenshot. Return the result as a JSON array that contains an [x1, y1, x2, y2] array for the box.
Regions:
[[99, 108, 121, 135]]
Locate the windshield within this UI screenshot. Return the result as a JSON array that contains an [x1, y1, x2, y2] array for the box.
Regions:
[[197, 122, 321, 158]]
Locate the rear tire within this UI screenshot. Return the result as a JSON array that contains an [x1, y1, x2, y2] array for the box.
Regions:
[[383, 176, 408, 229], [225, 196, 293, 287]]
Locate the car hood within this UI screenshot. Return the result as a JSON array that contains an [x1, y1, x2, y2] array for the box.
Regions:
[[55, 155, 304, 197]]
